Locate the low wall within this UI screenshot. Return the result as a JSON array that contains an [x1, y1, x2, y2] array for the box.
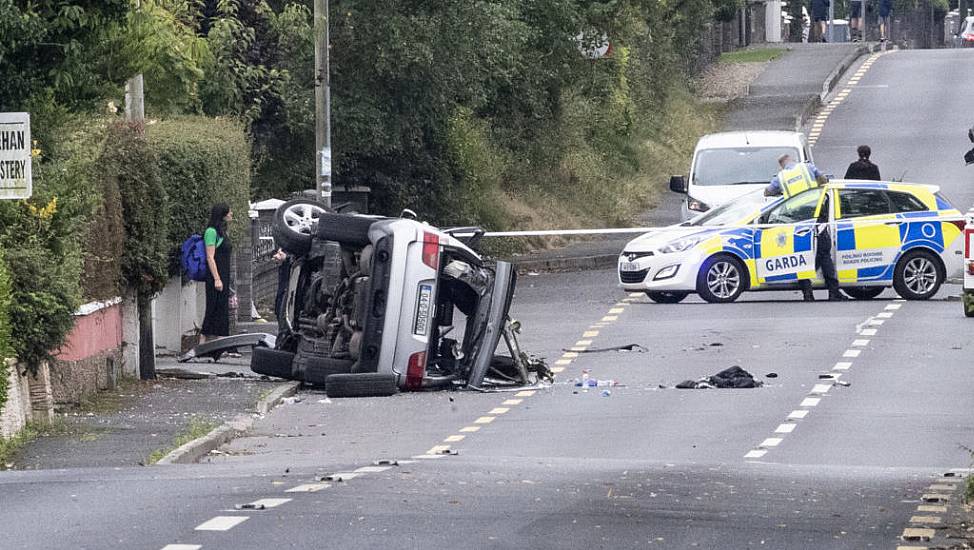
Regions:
[[0, 360, 54, 438], [51, 300, 124, 407]]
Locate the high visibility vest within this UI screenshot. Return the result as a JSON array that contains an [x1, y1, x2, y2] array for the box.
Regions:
[[777, 163, 817, 198]]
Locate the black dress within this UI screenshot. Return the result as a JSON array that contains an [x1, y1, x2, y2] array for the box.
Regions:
[[202, 233, 232, 337]]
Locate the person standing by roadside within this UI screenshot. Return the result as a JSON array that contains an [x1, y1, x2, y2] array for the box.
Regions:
[[799, 193, 846, 301], [849, 0, 863, 41], [878, 0, 892, 41], [201, 203, 234, 345], [844, 145, 882, 180], [811, 0, 830, 41]]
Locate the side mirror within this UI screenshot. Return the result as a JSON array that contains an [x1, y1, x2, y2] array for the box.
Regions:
[[669, 175, 687, 193]]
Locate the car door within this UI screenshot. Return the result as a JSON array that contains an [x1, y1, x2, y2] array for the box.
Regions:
[[753, 188, 823, 285], [833, 188, 900, 283]]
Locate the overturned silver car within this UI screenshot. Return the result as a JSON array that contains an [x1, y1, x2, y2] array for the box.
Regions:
[[251, 199, 549, 397]]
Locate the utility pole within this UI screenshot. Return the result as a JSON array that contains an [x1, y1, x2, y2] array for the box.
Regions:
[[125, 0, 154, 380], [314, 0, 332, 207]]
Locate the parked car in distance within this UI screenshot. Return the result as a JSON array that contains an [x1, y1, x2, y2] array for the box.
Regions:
[[670, 131, 813, 220], [953, 15, 974, 47], [252, 199, 549, 397]]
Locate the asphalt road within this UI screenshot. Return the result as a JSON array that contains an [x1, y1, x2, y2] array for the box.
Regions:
[[3, 48, 974, 550]]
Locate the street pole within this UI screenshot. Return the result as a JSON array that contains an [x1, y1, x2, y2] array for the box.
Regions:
[[314, 0, 332, 208], [828, 0, 835, 41]]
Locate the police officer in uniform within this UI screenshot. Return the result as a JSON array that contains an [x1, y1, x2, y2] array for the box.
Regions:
[[765, 154, 846, 301]]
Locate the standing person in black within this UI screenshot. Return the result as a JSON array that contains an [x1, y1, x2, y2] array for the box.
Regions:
[[844, 145, 882, 180], [799, 193, 846, 301], [201, 203, 234, 344]]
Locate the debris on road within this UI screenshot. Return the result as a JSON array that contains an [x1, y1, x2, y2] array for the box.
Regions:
[[564, 344, 647, 353], [675, 366, 763, 389], [765, 372, 779, 378]]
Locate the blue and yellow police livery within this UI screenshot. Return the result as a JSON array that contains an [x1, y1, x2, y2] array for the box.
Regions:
[[619, 182, 964, 303]]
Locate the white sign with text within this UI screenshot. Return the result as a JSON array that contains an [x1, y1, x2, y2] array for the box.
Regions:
[[0, 112, 31, 200]]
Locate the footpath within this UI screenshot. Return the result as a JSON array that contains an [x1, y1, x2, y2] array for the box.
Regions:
[[4, 322, 295, 470], [507, 42, 872, 273]]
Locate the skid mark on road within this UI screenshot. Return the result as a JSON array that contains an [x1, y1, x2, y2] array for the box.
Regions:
[[808, 50, 894, 148], [743, 299, 905, 461]]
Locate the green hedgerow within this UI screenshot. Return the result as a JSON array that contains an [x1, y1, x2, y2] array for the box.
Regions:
[[0, 250, 11, 410]]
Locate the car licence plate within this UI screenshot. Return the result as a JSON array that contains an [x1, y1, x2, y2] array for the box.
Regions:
[[414, 283, 433, 336], [620, 261, 640, 272]]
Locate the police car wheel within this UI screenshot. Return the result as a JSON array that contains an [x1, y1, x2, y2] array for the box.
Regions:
[[893, 249, 943, 300], [697, 254, 747, 303], [645, 291, 689, 304]]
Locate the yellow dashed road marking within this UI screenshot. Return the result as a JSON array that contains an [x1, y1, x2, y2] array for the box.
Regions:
[[608, 307, 625, 314], [550, 367, 566, 374], [459, 426, 481, 433], [444, 435, 465, 443], [502, 399, 522, 406], [601, 315, 618, 322], [917, 505, 946, 513], [488, 407, 510, 415], [554, 359, 572, 366], [562, 352, 579, 359], [426, 445, 451, 454], [928, 484, 956, 491], [515, 390, 536, 397], [583, 330, 599, 338], [474, 416, 495, 424], [909, 516, 941, 524], [901, 527, 935, 541]]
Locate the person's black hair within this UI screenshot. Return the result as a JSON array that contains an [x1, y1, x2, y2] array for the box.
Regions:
[[207, 203, 231, 237], [857, 145, 871, 160]]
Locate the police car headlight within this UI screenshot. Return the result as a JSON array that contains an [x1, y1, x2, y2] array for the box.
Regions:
[[687, 196, 710, 213], [654, 265, 680, 280], [659, 237, 702, 254]]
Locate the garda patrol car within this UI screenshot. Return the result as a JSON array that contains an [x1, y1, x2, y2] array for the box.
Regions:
[[619, 181, 964, 303]]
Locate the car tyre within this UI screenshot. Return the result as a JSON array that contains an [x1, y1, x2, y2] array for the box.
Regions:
[[303, 357, 354, 386], [316, 213, 378, 247], [696, 254, 747, 304], [893, 249, 943, 300], [324, 373, 399, 398], [964, 290, 974, 318], [251, 348, 296, 379], [645, 291, 690, 304], [842, 287, 885, 300], [273, 199, 332, 256]]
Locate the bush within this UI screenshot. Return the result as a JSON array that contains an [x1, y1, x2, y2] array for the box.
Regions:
[[0, 251, 11, 410], [0, 116, 100, 371], [147, 116, 251, 274], [101, 122, 169, 296]]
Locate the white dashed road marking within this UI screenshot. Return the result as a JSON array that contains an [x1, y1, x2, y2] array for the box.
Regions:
[[195, 516, 249, 531], [161, 546, 202, 550]]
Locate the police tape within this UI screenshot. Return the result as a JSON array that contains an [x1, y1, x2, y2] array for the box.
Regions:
[[455, 216, 968, 238]]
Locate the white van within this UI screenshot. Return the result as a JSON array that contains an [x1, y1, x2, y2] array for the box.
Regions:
[[670, 131, 813, 220]]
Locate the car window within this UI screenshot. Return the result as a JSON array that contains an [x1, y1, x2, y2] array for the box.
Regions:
[[692, 147, 800, 187], [887, 191, 928, 213], [765, 188, 823, 224], [838, 189, 891, 218], [690, 190, 767, 226]]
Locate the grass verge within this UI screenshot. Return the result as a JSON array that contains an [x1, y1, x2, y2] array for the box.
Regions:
[[719, 48, 786, 64], [146, 416, 220, 465], [0, 423, 39, 468]]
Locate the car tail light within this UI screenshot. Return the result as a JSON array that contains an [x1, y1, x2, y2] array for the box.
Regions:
[[422, 232, 440, 270], [964, 33, 974, 41], [405, 351, 427, 389], [968, 261, 974, 276]]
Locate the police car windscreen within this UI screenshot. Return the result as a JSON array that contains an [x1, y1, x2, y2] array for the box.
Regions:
[[693, 147, 800, 186], [691, 190, 767, 226]]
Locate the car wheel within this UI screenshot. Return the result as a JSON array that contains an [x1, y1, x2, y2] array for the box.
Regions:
[[696, 254, 746, 303], [893, 249, 943, 300], [324, 373, 399, 398], [645, 291, 690, 304], [303, 357, 354, 386], [316, 212, 379, 247], [842, 287, 885, 300], [273, 199, 331, 256], [251, 348, 296, 379]]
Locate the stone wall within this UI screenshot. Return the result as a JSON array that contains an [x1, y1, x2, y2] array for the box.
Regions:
[[0, 360, 32, 438], [50, 350, 122, 407]]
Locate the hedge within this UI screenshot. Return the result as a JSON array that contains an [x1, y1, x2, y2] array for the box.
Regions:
[[147, 116, 251, 274], [0, 251, 11, 411]]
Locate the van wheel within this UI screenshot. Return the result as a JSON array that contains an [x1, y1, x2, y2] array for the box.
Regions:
[[696, 254, 746, 303], [893, 249, 943, 300], [316, 213, 379, 247], [645, 291, 689, 304], [842, 287, 885, 300], [324, 373, 399, 398]]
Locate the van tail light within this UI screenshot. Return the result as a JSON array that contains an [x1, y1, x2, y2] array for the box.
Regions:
[[405, 351, 427, 390], [422, 232, 440, 270], [950, 219, 966, 232], [968, 261, 974, 276]]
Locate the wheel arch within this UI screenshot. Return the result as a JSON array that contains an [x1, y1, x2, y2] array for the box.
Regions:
[[702, 251, 753, 291]]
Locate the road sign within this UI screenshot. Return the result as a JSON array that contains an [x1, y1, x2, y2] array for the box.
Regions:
[[0, 112, 31, 200]]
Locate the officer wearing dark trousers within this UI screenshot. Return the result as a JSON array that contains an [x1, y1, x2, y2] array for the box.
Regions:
[[799, 194, 846, 301]]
